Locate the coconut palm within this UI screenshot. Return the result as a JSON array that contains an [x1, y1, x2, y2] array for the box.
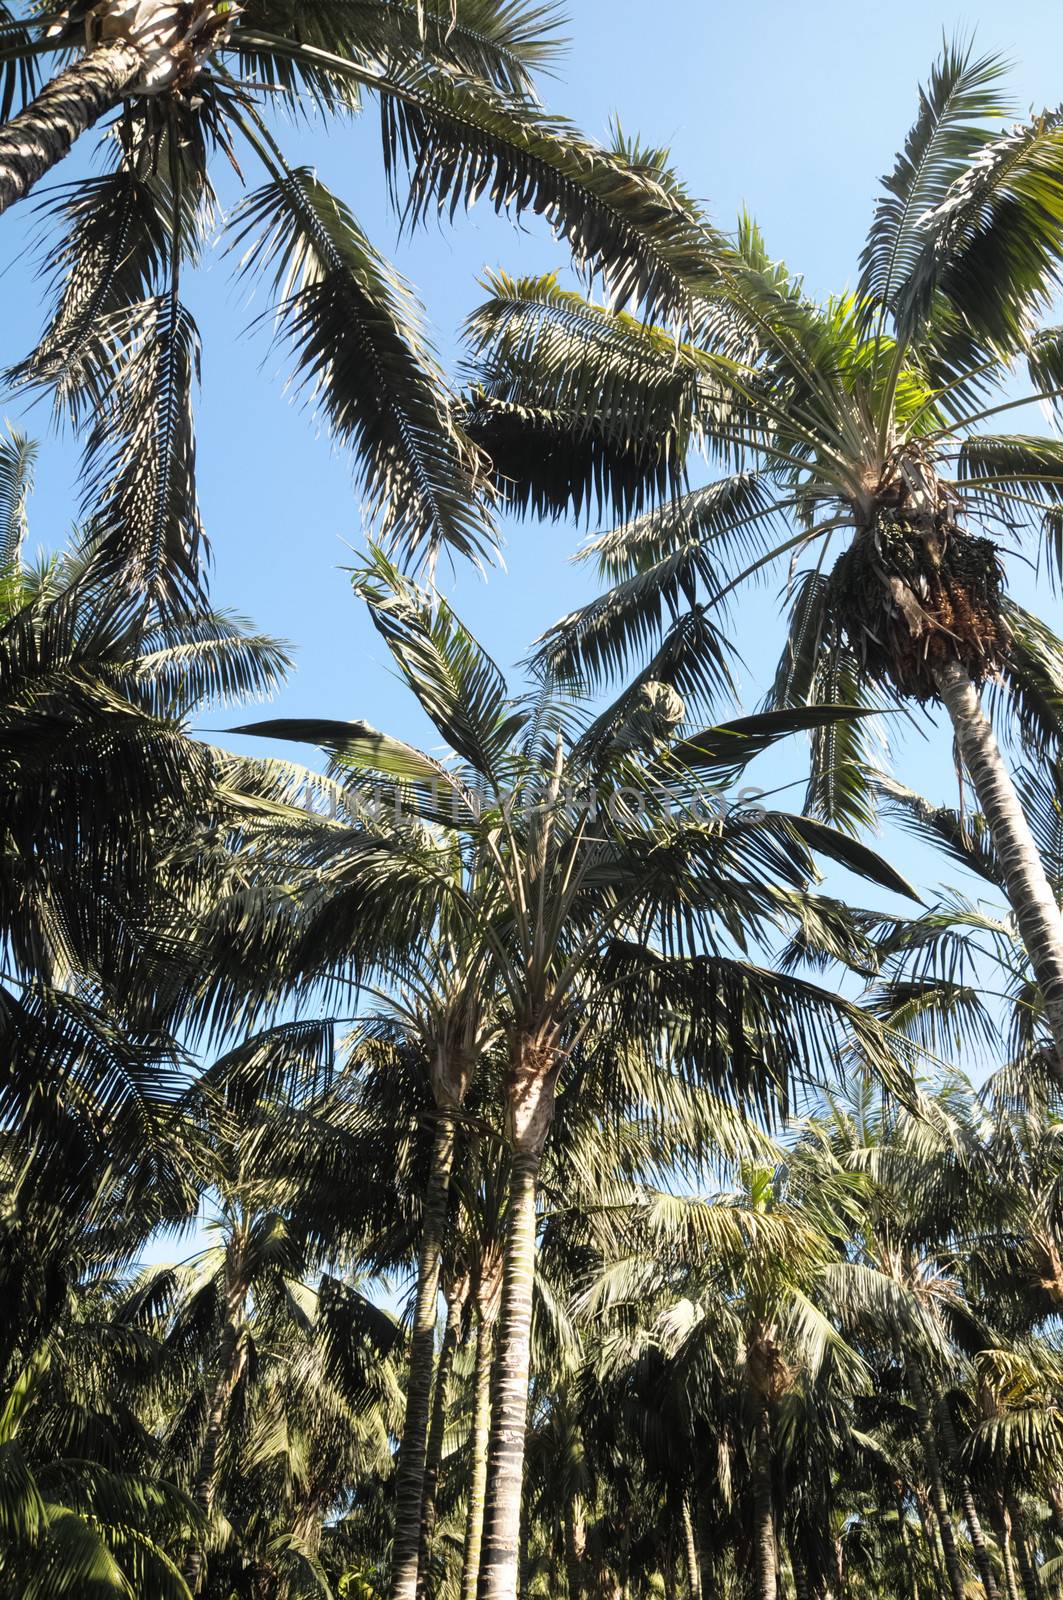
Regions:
[[0, 0, 722, 605], [463, 41, 1063, 1082], [576, 1147, 870, 1600], [232, 548, 918, 1600]]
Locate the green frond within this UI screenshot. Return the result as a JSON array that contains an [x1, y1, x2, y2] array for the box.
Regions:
[[78, 294, 206, 617], [228, 166, 494, 571], [875, 777, 1001, 887], [236, 0, 566, 98], [896, 104, 1063, 354], [0, 423, 35, 577], [857, 39, 1011, 325]]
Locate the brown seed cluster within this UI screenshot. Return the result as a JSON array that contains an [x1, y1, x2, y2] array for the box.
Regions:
[[828, 511, 1011, 702]]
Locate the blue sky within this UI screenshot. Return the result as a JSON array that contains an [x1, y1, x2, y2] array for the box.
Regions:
[[5, 0, 1063, 1086]]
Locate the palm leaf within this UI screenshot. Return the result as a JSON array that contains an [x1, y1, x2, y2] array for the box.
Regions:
[[857, 40, 1010, 324], [0, 423, 35, 575], [227, 165, 493, 570]]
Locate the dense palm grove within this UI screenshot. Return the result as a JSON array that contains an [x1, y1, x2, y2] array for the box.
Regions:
[[5, 5, 1063, 1598]]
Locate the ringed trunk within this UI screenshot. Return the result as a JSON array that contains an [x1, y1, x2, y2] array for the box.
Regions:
[[933, 657, 1063, 1084], [476, 1036, 556, 1600], [752, 1404, 776, 1600], [563, 1488, 587, 1600], [1007, 1496, 1043, 1600], [935, 1392, 1000, 1600], [0, 40, 143, 214], [908, 1364, 967, 1600], [461, 1288, 500, 1600], [417, 1278, 467, 1599], [390, 1111, 458, 1600], [475, 1145, 542, 1600], [681, 1496, 701, 1600]]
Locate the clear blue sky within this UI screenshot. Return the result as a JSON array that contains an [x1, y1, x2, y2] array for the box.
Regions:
[[5, 0, 1063, 1081]]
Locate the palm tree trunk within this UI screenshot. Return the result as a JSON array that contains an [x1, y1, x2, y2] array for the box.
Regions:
[[915, 1483, 948, 1592], [563, 1489, 587, 1600], [0, 41, 143, 215], [681, 1496, 701, 1600], [1046, 1485, 1063, 1600], [789, 1539, 810, 1600], [475, 1147, 541, 1600], [895, 1486, 920, 1600], [752, 1403, 776, 1600], [184, 1265, 249, 1596], [935, 1393, 1000, 1599], [1007, 1496, 1043, 1600], [908, 1363, 967, 1600], [461, 1306, 497, 1600], [934, 658, 1063, 1082], [417, 1280, 467, 1599], [993, 1496, 1022, 1600], [391, 1111, 458, 1600]]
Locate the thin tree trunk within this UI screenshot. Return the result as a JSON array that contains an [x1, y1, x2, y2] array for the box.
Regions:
[[934, 658, 1063, 1082], [390, 1112, 458, 1600], [475, 1148, 541, 1600], [563, 1487, 587, 1600], [695, 1487, 718, 1600], [908, 1364, 967, 1600], [935, 1393, 1000, 1600], [1047, 1486, 1063, 1600], [789, 1538, 810, 1600], [184, 1260, 248, 1595], [994, 1496, 1022, 1600], [915, 1483, 948, 1592], [752, 1403, 776, 1600], [1008, 1496, 1043, 1600], [894, 1485, 920, 1600], [0, 41, 143, 215], [461, 1307, 497, 1600], [417, 1279, 467, 1599], [681, 1496, 701, 1600]]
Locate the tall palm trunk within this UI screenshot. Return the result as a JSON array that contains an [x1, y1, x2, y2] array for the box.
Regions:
[[184, 1249, 249, 1596], [894, 1485, 920, 1600], [1046, 1485, 1063, 1600], [1008, 1496, 1044, 1600], [681, 1496, 701, 1600], [461, 1293, 499, 1600], [752, 1403, 776, 1600], [908, 1364, 967, 1600], [993, 1495, 1022, 1600], [476, 1034, 556, 1600], [563, 1487, 587, 1600], [417, 1277, 468, 1598], [915, 1484, 948, 1592], [0, 41, 143, 215], [391, 1112, 458, 1600], [935, 1392, 1000, 1600], [789, 1539, 810, 1600], [934, 658, 1063, 1081], [475, 1145, 542, 1600]]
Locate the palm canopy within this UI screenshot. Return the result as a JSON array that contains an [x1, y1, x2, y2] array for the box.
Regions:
[[0, 0, 723, 608], [462, 39, 1063, 1084], [463, 42, 1063, 794], [230, 546, 918, 1133]]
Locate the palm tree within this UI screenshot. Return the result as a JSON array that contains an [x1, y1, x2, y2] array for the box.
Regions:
[[577, 1149, 869, 1600], [463, 41, 1063, 1082], [234, 549, 916, 1600], [0, 1, 720, 604], [126, 1019, 401, 1595]]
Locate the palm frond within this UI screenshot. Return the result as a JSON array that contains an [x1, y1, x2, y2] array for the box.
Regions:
[[227, 164, 494, 571], [857, 40, 1010, 325]]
